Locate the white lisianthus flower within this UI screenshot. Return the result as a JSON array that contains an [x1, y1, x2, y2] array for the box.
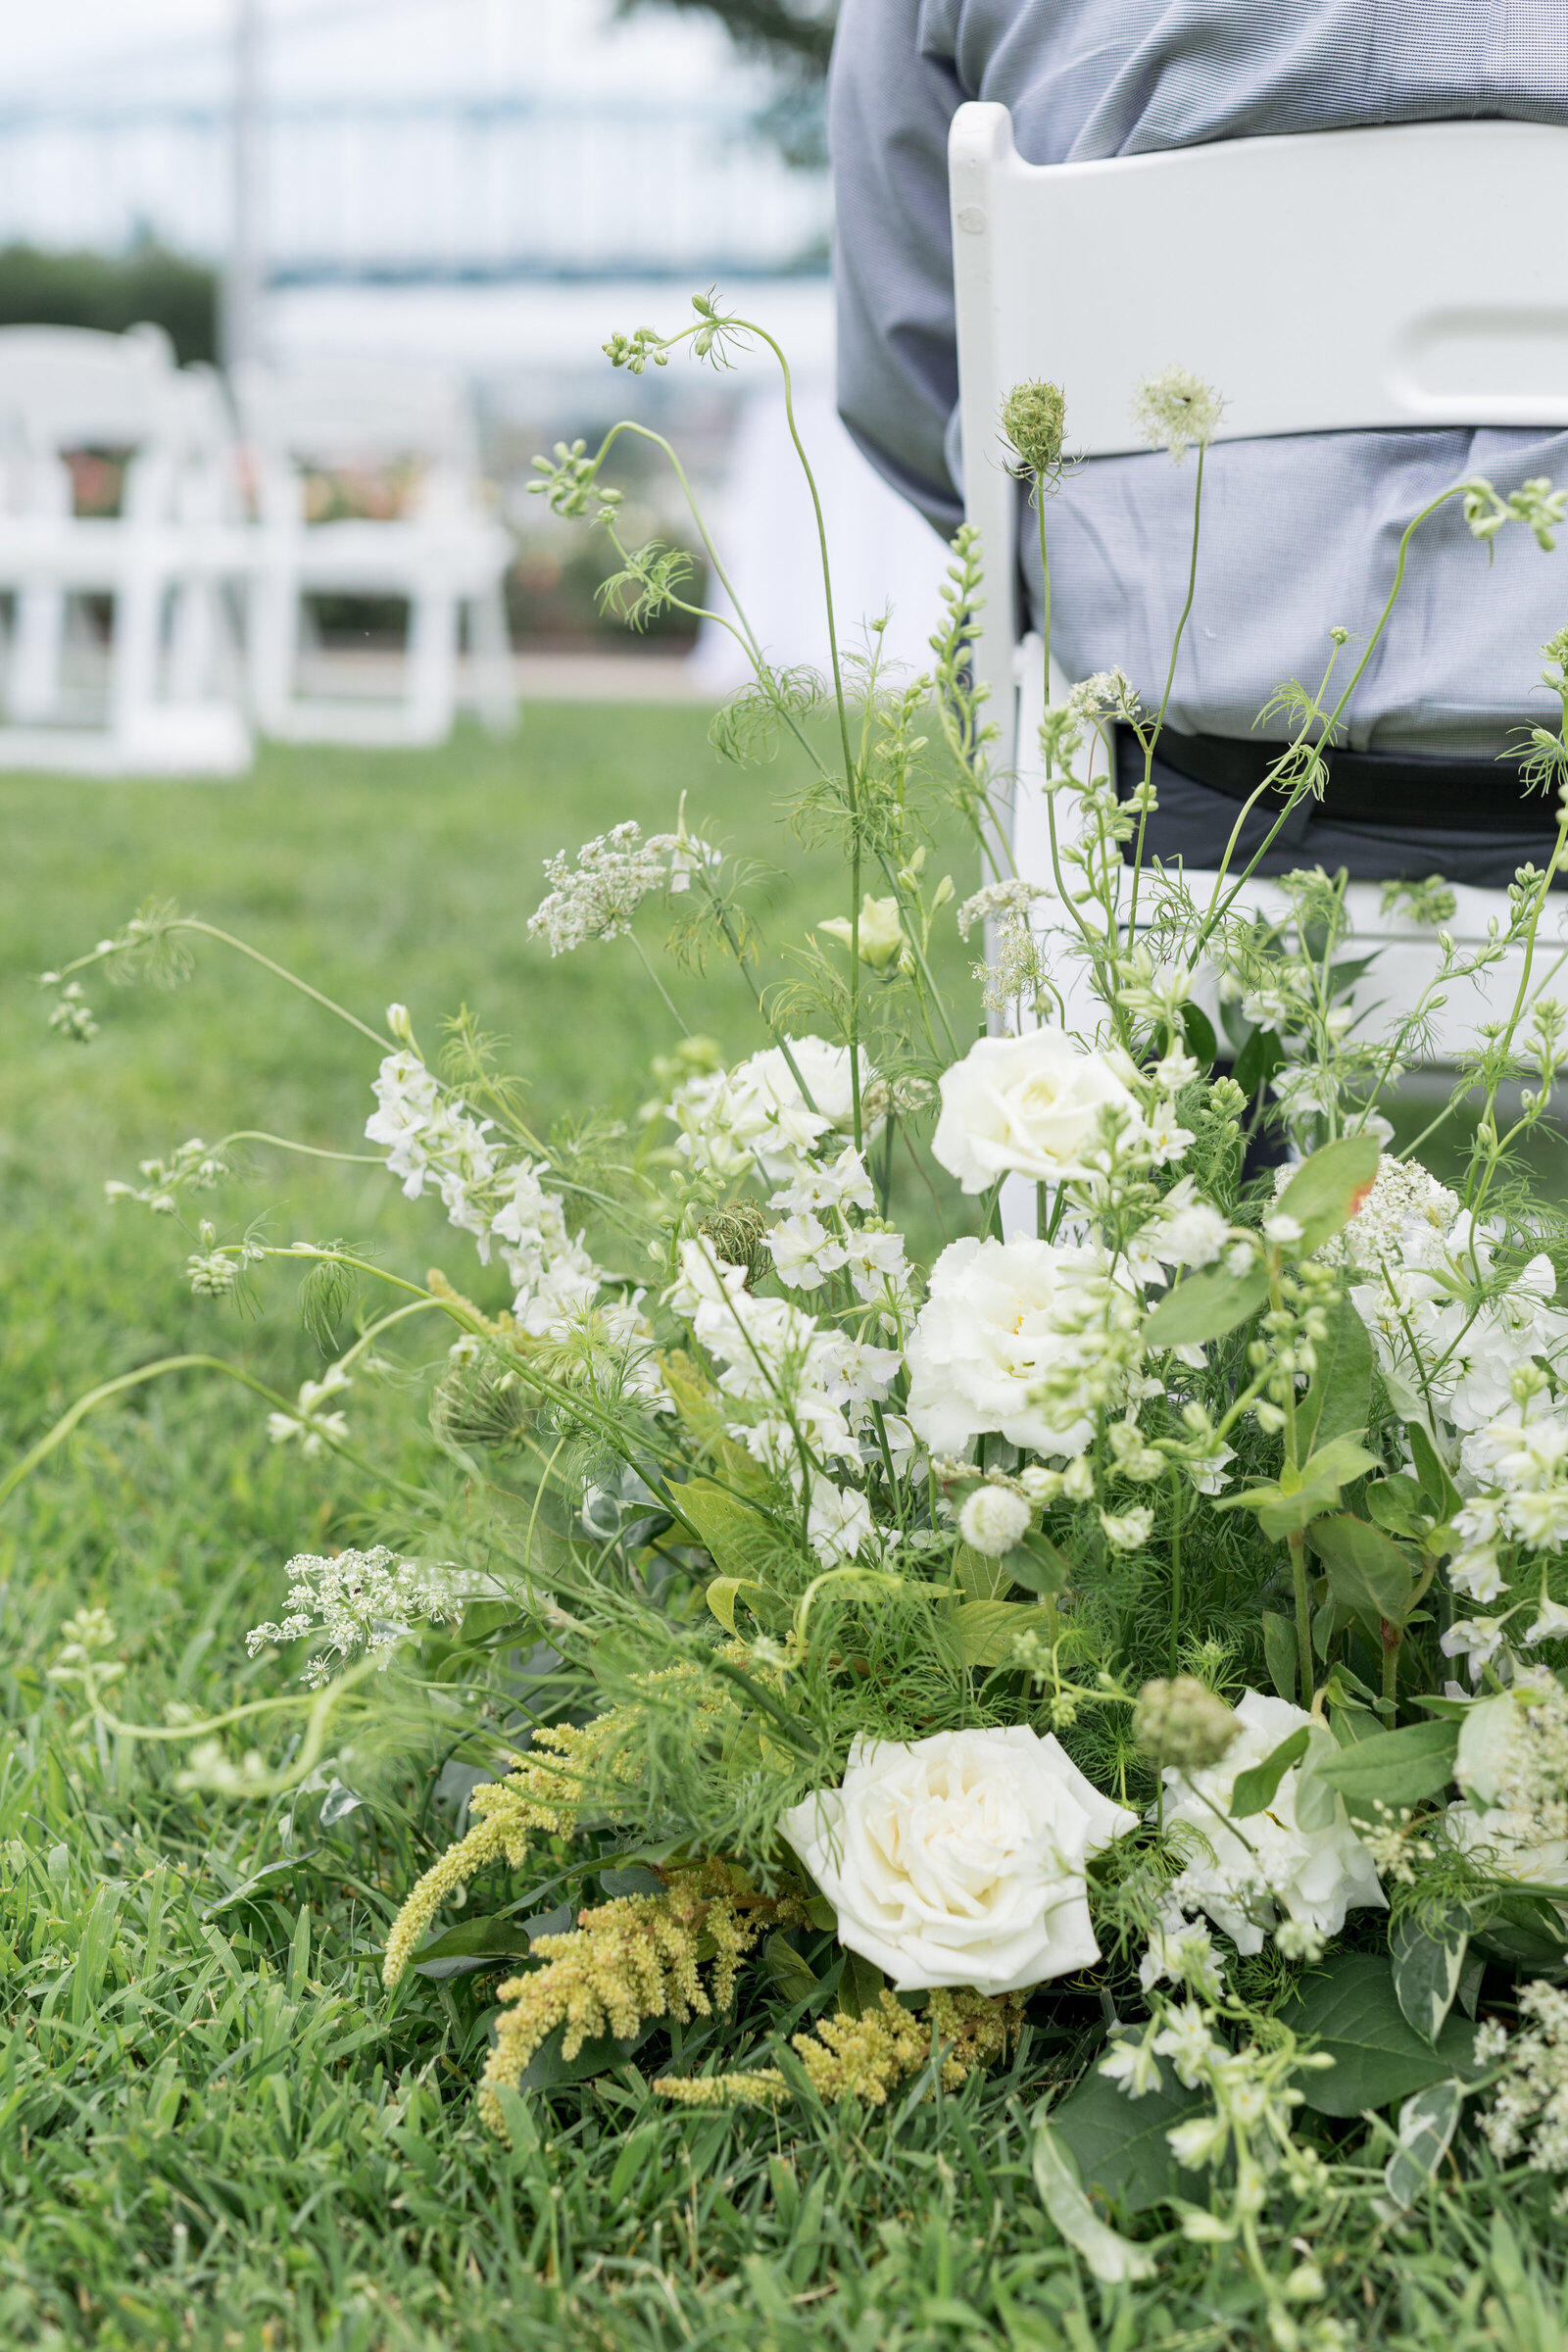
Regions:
[[1100, 1505, 1154, 1552], [930, 1030, 1148, 1193], [806, 1476, 879, 1565], [1159, 1690, 1386, 1956], [782, 1727, 1137, 1992], [905, 1235, 1126, 1457]]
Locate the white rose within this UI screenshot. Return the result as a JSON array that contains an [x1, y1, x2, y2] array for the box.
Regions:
[[1160, 1690, 1387, 1956], [782, 1727, 1137, 1992], [905, 1234, 1119, 1457], [931, 1030, 1146, 1193]]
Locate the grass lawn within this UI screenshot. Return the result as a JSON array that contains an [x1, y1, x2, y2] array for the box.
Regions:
[[2, 712, 1565, 2352]]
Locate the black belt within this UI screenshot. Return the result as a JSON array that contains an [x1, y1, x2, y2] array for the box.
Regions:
[[1145, 728, 1557, 834]]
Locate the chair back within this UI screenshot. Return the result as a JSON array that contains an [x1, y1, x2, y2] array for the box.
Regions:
[[229, 358, 481, 526], [949, 106, 1568, 771]]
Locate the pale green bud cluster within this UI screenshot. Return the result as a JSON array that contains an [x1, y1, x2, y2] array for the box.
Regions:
[[1133, 1675, 1240, 1771]]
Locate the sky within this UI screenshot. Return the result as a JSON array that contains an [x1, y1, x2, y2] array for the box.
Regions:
[[0, 0, 828, 276]]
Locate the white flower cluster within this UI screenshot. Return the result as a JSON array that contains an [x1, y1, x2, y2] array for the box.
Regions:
[[931, 1029, 1192, 1197], [956, 878, 1051, 944], [1157, 1691, 1387, 1957], [762, 1143, 914, 1328], [490, 1158, 603, 1336], [366, 1042, 498, 1242], [526, 817, 716, 956], [1337, 1161, 1568, 1441], [666, 1236, 901, 1563], [268, 1362, 353, 1456], [1479, 1982, 1568, 2174], [906, 1234, 1143, 1459], [1446, 1682, 1568, 1894], [668, 1035, 870, 1184], [364, 1021, 612, 1340], [246, 1544, 460, 1687]]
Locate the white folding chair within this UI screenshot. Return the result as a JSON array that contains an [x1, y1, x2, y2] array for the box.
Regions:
[[949, 108, 1568, 1054], [231, 359, 516, 748], [0, 324, 252, 777]]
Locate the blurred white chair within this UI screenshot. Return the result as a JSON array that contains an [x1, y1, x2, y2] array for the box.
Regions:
[[231, 358, 515, 747], [0, 323, 251, 776], [949, 108, 1568, 1054]]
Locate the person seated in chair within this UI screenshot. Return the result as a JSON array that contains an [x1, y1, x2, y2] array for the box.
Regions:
[[829, 0, 1568, 885]]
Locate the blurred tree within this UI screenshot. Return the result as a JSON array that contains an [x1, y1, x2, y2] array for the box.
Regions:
[[0, 241, 218, 365], [617, 0, 835, 165]]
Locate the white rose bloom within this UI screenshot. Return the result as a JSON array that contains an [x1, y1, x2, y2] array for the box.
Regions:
[[905, 1235, 1121, 1457], [931, 1030, 1147, 1193], [1160, 1690, 1386, 1956], [783, 1727, 1137, 1992]]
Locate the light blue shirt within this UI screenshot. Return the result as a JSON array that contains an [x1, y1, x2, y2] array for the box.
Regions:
[[829, 0, 1568, 753]]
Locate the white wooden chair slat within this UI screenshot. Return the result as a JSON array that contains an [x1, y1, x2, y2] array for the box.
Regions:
[[231, 358, 516, 749], [949, 106, 1568, 1055]]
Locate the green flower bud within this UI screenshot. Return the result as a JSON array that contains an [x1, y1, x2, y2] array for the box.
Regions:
[[1002, 380, 1066, 481]]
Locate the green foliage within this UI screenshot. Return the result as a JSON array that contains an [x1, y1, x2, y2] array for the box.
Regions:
[[0, 238, 217, 364], [1287, 1953, 1487, 2116]]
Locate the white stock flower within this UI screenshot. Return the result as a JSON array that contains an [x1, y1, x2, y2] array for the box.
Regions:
[[771, 1144, 877, 1217], [490, 1160, 602, 1333], [1100, 1505, 1154, 1552], [807, 1476, 881, 1565], [674, 1037, 874, 1183], [767, 1212, 847, 1292], [905, 1235, 1126, 1457], [782, 1727, 1137, 1993], [930, 1030, 1149, 1194], [1441, 1615, 1510, 1682], [1159, 1690, 1386, 1956], [957, 1485, 1031, 1556]]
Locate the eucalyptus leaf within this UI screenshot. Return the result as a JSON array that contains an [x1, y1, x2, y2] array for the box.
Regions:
[[1296, 1294, 1373, 1459], [1007, 1530, 1073, 1597], [1262, 1612, 1298, 1704], [1142, 1263, 1269, 1349], [1310, 1717, 1458, 1819], [1309, 1513, 1415, 1631], [1274, 1133, 1382, 1257], [1230, 1727, 1310, 1819], [411, 1912, 538, 1982]]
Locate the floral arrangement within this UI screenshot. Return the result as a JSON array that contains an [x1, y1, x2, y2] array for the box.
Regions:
[[29, 297, 1568, 2339]]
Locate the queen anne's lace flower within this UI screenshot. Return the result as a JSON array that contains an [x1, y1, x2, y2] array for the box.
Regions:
[[247, 1544, 459, 1687], [527, 819, 713, 956]]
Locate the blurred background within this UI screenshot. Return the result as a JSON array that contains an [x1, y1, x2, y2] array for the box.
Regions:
[[0, 0, 949, 754]]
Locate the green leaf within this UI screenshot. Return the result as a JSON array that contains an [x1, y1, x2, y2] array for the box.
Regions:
[[1007, 1530, 1073, 1597], [1408, 1421, 1462, 1524], [1470, 1890, 1568, 1971], [1291, 1727, 1347, 1832], [950, 1598, 1055, 1668], [704, 1575, 774, 1637], [954, 1543, 1012, 1603], [518, 2019, 655, 2091], [1047, 2063, 1205, 2214], [1392, 1911, 1470, 2046], [1230, 1727, 1310, 1819], [1289, 1953, 1487, 2116], [1262, 1612, 1299, 1704], [762, 1931, 821, 2006], [1309, 1514, 1416, 1633], [676, 1479, 772, 1580], [1296, 1294, 1373, 1458], [1232, 1022, 1286, 1101], [410, 1911, 540, 1982], [1310, 1718, 1458, 1819], [1029, 2114, 1156, 2281], [1142, 1263, 1269, 1348], [1384, 2079, 1464, 2209], [1274, 1132, 1382, 1256], [838, 1950, 886, 2020], [1364, 1475, 1429, 1540], [1217, 1436, 1379, 1539], [1179, 1002, 1218, 1071]]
